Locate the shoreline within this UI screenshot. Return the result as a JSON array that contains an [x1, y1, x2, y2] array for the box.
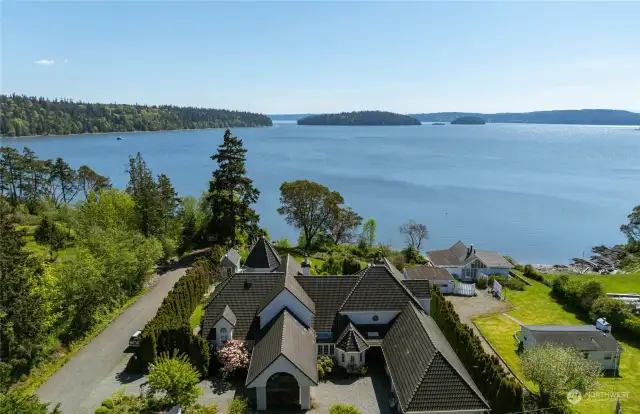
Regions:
[[0, 125, 272, 140]]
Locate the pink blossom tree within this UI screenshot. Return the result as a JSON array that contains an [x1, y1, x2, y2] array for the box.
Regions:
[[216, 340, 250, 374]]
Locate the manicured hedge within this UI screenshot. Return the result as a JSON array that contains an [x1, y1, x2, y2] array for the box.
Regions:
[[127, 258, 217, 374], [430, 287, 524, 413], [522, 265, 551, 286]]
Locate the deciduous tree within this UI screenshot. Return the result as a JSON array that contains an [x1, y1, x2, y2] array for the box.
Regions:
[[216, 340, 250, 374], [399, 220, 428, 250], [77, 165, 110, 198], [147, 351, 203, 408], [328, 207, 362, 245], [621, 204, 640, 244], [277, 180, 343, 251], [521, 343, 602, 407], [360, 218, 376, 248]]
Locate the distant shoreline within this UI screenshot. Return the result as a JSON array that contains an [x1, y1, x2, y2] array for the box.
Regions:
[[0, 125, 270, 140]]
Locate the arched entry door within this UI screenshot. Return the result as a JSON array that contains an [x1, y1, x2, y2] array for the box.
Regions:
[[266, 372, 300, 410]]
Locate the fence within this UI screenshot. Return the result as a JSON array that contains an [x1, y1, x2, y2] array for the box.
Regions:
[[453, 282, 476, 297]]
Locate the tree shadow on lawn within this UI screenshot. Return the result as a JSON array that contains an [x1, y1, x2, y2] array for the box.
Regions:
[[115, 369, 144, 385], [207, 376, 237, 395]]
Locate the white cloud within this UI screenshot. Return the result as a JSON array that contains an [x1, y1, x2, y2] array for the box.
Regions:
[[34, 59, 55, 65]]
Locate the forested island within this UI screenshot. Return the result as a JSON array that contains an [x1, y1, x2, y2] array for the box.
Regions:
[[297, 111, 422, 126], [411, 109, 640, 126], [451, 116, 486, 125], [0, 94, 272, 137]]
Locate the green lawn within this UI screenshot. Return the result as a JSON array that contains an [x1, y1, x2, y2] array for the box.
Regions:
[[544, 272, 640, 294], [475, 278, 640, 413], [190, 304, 204, 330], [19, 224, 79, 260]]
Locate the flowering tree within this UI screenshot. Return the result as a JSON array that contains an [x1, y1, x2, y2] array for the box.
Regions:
[[216, 340, 250, 374]]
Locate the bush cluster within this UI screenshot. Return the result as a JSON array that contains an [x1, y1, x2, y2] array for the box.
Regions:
[[430, 287, 524, 413], [522, 265, 551, 286], [488, 275, 526, 291], [127, 258, 218, 375], [552, 275, 640, 339], [328, 404, 362, 414]]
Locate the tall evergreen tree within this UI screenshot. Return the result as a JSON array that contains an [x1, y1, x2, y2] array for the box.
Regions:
[[207, 129, 260, 246], [0, 201, 50, 385], [50, 157, 78, 205], [127, 153, 163, 237], [77, 165, 110, 198]]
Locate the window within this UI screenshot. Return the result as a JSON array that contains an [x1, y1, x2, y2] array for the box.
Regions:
[[317, 345, 323, 355], [604, 354, 612, 360], [441, 284, 448, 288], [584, 353, 589, 359], [360, 353, 363, 362], [368, 332, 380, 338], [341, 353, 345, 363], [220, 328, 227, 333], [221, 336, 228, 344], [323, 344, 329, 355], [372, 315, 379, 322], [350, 355, 355, 363]]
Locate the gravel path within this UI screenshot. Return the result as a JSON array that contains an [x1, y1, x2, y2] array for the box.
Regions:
[[37, 266, 186, 414]]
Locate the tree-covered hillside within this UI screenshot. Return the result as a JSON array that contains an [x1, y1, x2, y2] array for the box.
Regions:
[[297, 111, 421, 126], [411, 109, 640, 125], [0, 94, 272, 137]]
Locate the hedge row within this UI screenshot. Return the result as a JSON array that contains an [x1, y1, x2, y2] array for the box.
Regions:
[[430, 287, 524, 413], [551, 275, 640, 340], [522, 265, 552, 287], [127, 258, 217, 375]]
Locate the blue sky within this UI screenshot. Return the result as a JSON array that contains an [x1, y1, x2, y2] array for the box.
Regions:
[[2, 1, 639, 114]]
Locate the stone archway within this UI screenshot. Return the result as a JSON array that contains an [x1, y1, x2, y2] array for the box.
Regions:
[[266, 372, 300, 410]]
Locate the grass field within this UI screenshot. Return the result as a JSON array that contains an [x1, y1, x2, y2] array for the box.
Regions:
[[476, 278, 640, 413], [544, 272, 640, 294], [190, 304, 204, 329]]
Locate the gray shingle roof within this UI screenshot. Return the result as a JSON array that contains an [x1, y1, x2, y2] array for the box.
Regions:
[[469, 250, 514, 268], [523, 325, 622, 352], [383, 257, 405, 280], [257, 272, 316, 316], [449, 241, 468, 260], [404, 266, 454, 281], [276, 254, 303, 276], [401, 280, 431, 298], [222, 249, 241, 267], [382, 303, 489, 412], [335, 323, 369, 352], [244, 236, 281, 271], [246, 310, 318, 386], [340, 264, 420, 312], [295, 276, 360, 332], [201, 273, 282, 341], [426, 249, 463, 266]]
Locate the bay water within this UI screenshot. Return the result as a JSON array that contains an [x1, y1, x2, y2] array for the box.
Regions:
[[3, 122, 639, 264]]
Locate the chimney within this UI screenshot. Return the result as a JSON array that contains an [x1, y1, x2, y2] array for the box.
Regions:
[[301, 254, 311, 276], [244, 279, 252, 290]]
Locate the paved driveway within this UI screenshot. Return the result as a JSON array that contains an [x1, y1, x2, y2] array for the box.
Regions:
[[37, 266, 186, 414]]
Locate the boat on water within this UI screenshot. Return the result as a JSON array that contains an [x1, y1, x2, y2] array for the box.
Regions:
[[117, 136, 123, 140]]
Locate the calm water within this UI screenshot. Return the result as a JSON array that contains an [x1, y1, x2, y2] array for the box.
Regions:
[[3, 122, 639, 264]]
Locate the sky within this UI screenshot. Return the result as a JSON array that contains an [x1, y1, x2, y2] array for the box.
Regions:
[[1, 1, 639, 114]]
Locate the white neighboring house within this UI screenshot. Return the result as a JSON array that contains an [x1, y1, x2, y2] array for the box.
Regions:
[[519, 323, 623, 371], [403, 265, 455, 294], [427, 241, 514, 282]]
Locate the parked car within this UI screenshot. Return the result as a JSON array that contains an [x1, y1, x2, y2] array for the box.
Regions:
[[129, 330, 142, 347]]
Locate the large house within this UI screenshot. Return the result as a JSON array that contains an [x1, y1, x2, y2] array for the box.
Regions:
[[202, 237, 490, 413], [427, 241, 513, 281], [519, 323, 623, 371]]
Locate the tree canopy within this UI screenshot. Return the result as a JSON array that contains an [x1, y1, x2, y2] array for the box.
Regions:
[[277, 180, 345, 251], [399, 220, 428, 250], [297, 111, 421, 126], [1, 94, 272, 137], [147, 351, 203, 408]]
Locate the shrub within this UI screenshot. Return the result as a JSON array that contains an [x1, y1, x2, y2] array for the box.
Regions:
[[475, 277, 488, 289], [228, 397, 249, 414], [216, 340, 250, 374], [275, 237, 291, 248], [488, 275, 525, 291], [389, 253, 405, 272], [100, 398, 114, 409], [320, 255, 343, 275], [190, 404, 219, 414], [317, 356, 334, 381], [94, 407, 109, 414], [521, 264, 551, 286], [342, 256, 362, 275], [147, 351, 203, 407], [360, 365, 368, 375], [328, 404, 363, 414]]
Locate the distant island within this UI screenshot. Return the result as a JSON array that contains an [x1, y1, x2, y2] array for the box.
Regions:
[[297, 111, 421, 126], [451, 116, 486, 125], [410, 109, 640, 126], [432, 122, 446, 126], [0, 94, 272, 137]]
